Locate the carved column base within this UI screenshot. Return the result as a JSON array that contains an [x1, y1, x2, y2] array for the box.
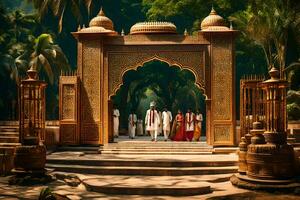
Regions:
[[13, 145, 46, 172], [238, 137, 247, 174], [246, 143, 295, 180], [9, 145, 54, 185], [231, 173, 300, 192]]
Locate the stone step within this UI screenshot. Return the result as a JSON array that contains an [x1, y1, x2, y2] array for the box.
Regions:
[[100, 147, 213, 151], [47, 158, 237, 167], [106, 141, 210, 147], [0, 143, 21, 147], [101, 146, 212, 149], [0, 132, 19, 137], [82, 176, 211, 196], [56, 146, 100, 154], [46, 163, 238, 176], [0, 136, 19, 143], [213, 147, 238, 154], [100, 150, 213, 155], [0, 127, 19, 132]]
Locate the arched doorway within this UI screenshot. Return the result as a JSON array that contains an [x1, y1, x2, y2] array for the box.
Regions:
[[59, 9, 238, 146], [110, 60, 207, 142]]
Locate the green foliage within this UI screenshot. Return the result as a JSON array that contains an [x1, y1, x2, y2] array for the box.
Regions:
[[287, 103, 300, 120], [38, 187, 56, 200], [230, 0, 300, 78], [113, 60, 205, 128], [30, 33, 69, 84], [0, 3, 70, 120], [142, 0, 247, 32], [28, 0, 94, 32], [287, 90, 300, 120], [1, 0, 300, 122]]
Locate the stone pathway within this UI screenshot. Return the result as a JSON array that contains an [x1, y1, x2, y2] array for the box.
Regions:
[[1, 173, 300, 200], [48, 151, 238, 161]]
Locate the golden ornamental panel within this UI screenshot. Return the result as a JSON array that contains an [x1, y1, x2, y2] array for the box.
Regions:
[[106, 45, 205, 97], [82, 124, 100, 142], [60, 124, 76, 144], [214, 126, 231, 142], [82, 41, 100, 122], [62, 84, 76, 120], [212, 36, 232, 120]]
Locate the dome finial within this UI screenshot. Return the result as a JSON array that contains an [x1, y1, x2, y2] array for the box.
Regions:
[[121, 29, 125, 36], [269, 66, 280, 80], [98, 6, 105, 16], [210, 5, 217, 15], [230, 20, 233, 30], [184, 28, 188, 36]]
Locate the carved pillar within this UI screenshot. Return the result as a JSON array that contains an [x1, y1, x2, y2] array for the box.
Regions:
[[203, 31, 238, 146], [205, 99, 212, 144], [78, 39, 103, 144]]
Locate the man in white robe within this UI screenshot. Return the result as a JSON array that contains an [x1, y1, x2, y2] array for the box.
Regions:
[[113, 106, 120, 138], [128, 111, 137, 139], [162, 107, 172, 141], [145, 101, 160, 142], [158, 111, 163, 136]]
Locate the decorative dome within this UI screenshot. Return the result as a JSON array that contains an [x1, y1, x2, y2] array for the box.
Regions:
[[75, 7, 117, 35], [201, 7, 229, 31], [130, 22, 177, 35], [77, 26, 116, 34], [89, 8, 114, 30]]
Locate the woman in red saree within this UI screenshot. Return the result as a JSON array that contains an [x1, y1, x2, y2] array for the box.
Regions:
[[170, 110, 186, 141]]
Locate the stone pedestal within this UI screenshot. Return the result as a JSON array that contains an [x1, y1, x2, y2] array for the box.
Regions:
[[0, 147, 15, 176], [13, 144, 46, 174], [246, 143, 295, 179], [232, 121, 299, 191], [9, 136, 54, 185], [238, 137, 247, 174]]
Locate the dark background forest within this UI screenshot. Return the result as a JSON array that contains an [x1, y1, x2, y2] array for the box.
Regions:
[[0, 0, 299, 129]]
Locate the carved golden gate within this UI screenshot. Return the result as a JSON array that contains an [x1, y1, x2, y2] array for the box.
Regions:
[[59, 8, 238, 146]]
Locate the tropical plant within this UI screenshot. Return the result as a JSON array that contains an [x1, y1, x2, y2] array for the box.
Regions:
[[29, 33, 69, 84], [230, 0, 300, 78], [38, 187, 56, 200], [28, 0, 93, 32]]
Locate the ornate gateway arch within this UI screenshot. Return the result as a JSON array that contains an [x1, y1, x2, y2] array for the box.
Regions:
[[59, 8, 238, 146]]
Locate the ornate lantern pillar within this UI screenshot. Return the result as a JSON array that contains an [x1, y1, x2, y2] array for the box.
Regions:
[[261, 67, 288, 144], [231, 67, 299, 191], [11, 68, 49, 183], [19, 68, 47, 144]]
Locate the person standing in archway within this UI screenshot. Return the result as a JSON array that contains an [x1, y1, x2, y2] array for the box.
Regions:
[[128, 110, 137, 139], [137, 116, 144, 136], [145, 101, 160, 142], [193, 109, 203, 141], [162, 107, 172, 141], [113, 105, 120, 138], [170, 109, 185, 141], [185, 108, 195, 141], [158, 110, 163, 136]]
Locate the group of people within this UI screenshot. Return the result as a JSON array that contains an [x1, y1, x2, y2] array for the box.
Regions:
[[112, 101, 203, 142]]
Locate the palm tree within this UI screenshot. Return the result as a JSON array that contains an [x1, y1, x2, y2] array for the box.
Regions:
[[28, 0, 93, 32], [230, 0, 300, 78], [29, 33, 69, 84]]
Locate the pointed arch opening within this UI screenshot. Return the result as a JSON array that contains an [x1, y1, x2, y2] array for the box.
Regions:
[[110, 59, 207, 141]]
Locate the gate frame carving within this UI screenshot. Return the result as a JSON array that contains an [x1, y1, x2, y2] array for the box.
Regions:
[[59, 9, 238, 146]]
